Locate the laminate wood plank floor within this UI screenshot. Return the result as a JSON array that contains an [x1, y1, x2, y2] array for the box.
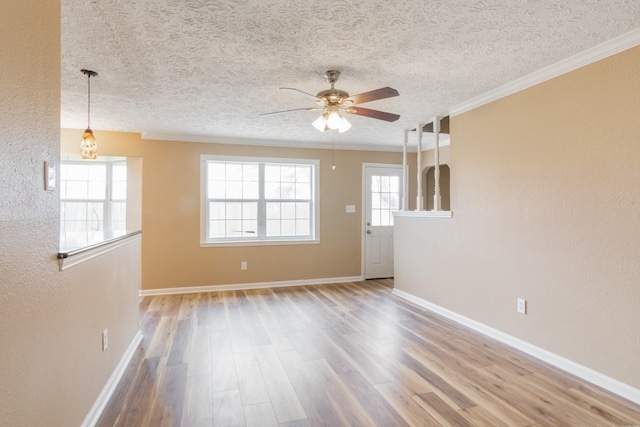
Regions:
[[97, 280, 640, 427]]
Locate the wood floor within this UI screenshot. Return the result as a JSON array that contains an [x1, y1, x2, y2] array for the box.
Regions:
[[98, 280, 640, 426]]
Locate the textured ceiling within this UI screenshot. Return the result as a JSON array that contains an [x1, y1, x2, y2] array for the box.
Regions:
[[61, 0, 640, 150]]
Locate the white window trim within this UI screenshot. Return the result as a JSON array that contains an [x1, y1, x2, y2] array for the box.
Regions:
[[200, 155, 320, 247]]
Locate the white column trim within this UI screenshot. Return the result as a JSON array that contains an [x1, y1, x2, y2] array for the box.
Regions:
[[402, 130, 409, 211], [416, 124, 424, 211], [433, 116, 442, 211]]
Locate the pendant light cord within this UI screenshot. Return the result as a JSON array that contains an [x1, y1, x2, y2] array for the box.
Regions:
[[332, 132, 336, 170], [87, 73, 91, 129]]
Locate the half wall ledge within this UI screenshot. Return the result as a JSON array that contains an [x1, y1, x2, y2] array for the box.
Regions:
[[394, 210, 453, 218], [57, 230, 142, 271]]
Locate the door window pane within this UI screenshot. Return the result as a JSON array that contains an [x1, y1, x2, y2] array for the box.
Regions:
[[370, 174, 401, 227]]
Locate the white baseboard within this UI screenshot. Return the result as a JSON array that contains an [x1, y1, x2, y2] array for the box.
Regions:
[[81, 330, 143, 427], [139, 276, 365, 297], [391, 288, 640, 406]]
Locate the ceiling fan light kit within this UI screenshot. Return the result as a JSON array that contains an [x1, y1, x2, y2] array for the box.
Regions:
[[262, 70, 399, 134], [312, 104, 353, 133]]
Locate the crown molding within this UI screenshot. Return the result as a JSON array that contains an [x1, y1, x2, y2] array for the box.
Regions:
[[141, 132, 416, 153], [449, 27, 640, 117]]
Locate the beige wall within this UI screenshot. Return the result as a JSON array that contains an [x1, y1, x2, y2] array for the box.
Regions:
[[60, 130, 144, 233], [61, 130, 145, 158], [395, 46, 640, 389], [126, 157, 144, 230], [425, 165, 450, 211], [421, 145, 451, 209], [1, 2, 141, 426], [62, 130, 416, 290], [421, 144, 450, 170]]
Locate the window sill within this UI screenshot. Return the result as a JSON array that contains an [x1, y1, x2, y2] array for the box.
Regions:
[[57, 230, 142, 271], [201, 238, 320, 247], [393, 210, 453, 218]]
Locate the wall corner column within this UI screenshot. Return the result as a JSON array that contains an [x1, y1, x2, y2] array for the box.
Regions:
[[402, 129, 409, 211], [433, 116, 442, 211], [416, 123, 424, 211]]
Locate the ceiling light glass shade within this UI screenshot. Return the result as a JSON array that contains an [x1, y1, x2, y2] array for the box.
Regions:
[[338, 116, 352, 133], [80, 128, 97, 160], [313, 109, 351, 133], [312, 113, 329, 132], [326, 111, 342, 130], [80, 69, 99, 159]]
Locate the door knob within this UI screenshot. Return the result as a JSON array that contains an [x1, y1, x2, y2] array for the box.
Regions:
[[366, 230, 372, 234]]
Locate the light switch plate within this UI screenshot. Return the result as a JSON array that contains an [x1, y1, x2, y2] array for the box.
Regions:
[[517, 298, 527, 314], [346, 205, 356, 213], [44, 161, 56, 191]]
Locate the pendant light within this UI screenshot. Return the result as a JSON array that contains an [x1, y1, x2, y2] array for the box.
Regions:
[[80, 69, 99, 160], [331, 132, 336, 170]]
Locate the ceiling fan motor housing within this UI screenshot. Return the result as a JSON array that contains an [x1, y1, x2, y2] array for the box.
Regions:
[[316, 89, 350, 106], [324, 70, 341, 84], [316, 70, 351, 106]]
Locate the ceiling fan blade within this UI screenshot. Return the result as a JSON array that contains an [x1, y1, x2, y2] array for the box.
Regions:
[[345, 87, 399, 105], [280, 87, 320, 101], [345, 107, 400, 122], [260, 107, 321, 116]]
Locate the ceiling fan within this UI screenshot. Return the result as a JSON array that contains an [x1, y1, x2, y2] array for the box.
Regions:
[[261, 70, 400, 133]]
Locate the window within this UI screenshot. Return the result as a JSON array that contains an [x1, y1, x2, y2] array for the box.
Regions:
[[60, 160, 127, 249], [370, 174, 400, 226], [201, 156, 319, 245]]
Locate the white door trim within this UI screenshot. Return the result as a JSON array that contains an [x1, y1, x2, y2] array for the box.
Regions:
[[361, 162, 403, 279]]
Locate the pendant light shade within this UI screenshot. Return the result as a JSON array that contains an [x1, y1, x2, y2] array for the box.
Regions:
[[326, 110, 342, 130], [80, 69, 98, 160], [312, 113, 329, 132], [337, 116, 352, 133], [80, 129, 97, 159]]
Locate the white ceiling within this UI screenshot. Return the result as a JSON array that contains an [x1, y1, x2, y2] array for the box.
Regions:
[[61, 0, 640, 150]]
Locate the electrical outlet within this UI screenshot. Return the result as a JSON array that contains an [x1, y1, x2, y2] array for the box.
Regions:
[[241, 261, 247, 270], [517, 298, 527, 315], [102, 329, 108, 351]]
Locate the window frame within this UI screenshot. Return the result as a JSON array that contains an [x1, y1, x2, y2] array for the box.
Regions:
[[59, 159, 127, 250], [200, 155, 320, 247]]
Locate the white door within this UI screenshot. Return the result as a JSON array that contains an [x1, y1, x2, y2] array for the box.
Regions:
[[363, 165, 403, 279]]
